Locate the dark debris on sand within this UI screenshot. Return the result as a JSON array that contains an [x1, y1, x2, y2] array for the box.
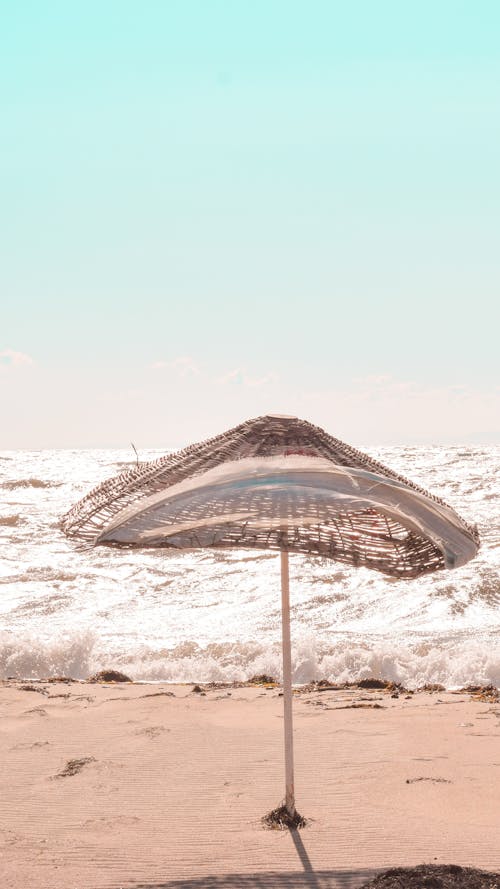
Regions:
[[261, 804, 307, 831], [297, 679, 410, 695], [87, 670, 132, 683], [456, 685, 499, 703], [202, 674, 278, 690], [54, 757, 96, 778], [248, 674, 278, 686], [359, 865, 500, 889], [202, 677, 499, 699], [45, 676, 77, 683]]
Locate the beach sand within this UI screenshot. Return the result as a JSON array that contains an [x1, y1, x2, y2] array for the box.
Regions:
[[0, 680, 499, 889]]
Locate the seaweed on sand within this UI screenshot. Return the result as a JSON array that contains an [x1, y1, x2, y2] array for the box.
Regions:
[[359, 865, 500, 889], [54, 757, 96, 778], [261, 804, 307, 830]]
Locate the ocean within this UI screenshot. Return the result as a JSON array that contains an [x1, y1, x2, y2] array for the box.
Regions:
[[0, 445, 499, 688]]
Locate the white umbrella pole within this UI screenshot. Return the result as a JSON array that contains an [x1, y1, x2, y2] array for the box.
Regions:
[[280, 549, 295, 817]]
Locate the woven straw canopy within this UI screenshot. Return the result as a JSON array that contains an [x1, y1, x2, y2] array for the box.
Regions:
[[62, 415, 479, 579]]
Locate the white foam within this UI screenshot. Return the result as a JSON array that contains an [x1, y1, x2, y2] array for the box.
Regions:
[[0, 629, 96, 680], [1, 629, 499, 688]]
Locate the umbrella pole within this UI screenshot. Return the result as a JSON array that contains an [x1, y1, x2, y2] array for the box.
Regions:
[[280, 549, 295, 817]]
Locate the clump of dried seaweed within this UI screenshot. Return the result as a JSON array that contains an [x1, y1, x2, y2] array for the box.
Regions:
[[261, 804, 307, 830], [54, 757, 96, 779], [247, 674, 278, 687], [459, 684, 499, 703], [359, 864, 500, 889], [297, 678, 410, 695], [87, 670, 132, 683]]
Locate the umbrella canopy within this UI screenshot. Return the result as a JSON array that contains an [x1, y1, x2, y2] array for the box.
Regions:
[[62, 414, 479, 824], [63, 414, 478, 577]]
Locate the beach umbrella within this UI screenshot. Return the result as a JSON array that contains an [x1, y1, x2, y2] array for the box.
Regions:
[[62, 414, 479, 823]]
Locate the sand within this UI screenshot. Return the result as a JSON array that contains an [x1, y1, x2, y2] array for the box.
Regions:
[[0, 680, 499, 889]]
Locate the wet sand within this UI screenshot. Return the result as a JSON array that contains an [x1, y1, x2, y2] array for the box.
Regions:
[[0, 680, 499, 889]]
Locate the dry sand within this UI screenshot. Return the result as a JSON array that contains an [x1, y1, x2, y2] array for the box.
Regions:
[[0, 680, 499, 889]]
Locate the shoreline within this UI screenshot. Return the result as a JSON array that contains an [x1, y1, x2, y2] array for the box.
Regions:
[[3, 673, 499, 697]]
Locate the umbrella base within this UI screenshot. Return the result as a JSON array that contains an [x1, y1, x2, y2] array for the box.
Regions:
[[261, 803, 307, 830]]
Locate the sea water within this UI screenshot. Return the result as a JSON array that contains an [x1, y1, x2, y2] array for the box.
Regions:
[[0, 446, 499, 688]]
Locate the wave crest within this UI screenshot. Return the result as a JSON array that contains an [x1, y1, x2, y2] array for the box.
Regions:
[[1, 478, 61, 490], [1, 631, 499, 688], [0, 630, 95, 680]]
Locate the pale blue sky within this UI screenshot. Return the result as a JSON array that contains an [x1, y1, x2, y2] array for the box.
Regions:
[[1, 2, 499, 447]]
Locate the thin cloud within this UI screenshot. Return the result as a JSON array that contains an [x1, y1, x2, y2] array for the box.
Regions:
[[151, 356, 200, 377], [298, 375, 500, 444], [217, 368, 277, 388], [0, 349, 34, 368]]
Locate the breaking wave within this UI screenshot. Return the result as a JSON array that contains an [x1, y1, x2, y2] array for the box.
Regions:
[[0, 630, 96, 680], [1, 630, 499, 689]]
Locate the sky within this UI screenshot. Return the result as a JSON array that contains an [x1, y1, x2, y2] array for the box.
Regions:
[[1, 1, 499, 448]]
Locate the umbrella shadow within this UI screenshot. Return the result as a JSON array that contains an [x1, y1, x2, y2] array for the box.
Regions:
[[129, 830, 378, 888], [130, 869, 377, 889], [289, 827, 319, 881], [129, 869, 376, 889]]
